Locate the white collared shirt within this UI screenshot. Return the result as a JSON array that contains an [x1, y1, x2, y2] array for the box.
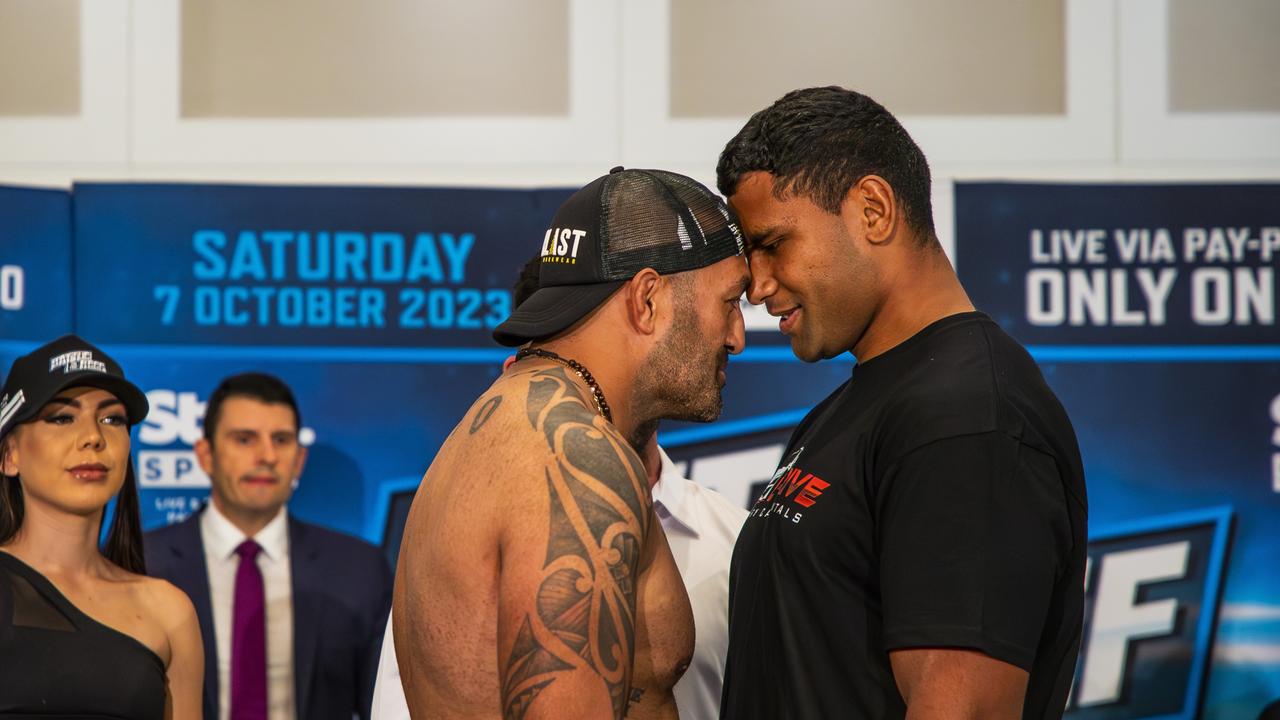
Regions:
[[371, 616, 402, 720], [371, 446, 747, 720], [201, 502, 296, 720], [651, 446, 748, 720]]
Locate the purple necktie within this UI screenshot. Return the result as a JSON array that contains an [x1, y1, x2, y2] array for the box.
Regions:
[[231, 539, 267, 720]]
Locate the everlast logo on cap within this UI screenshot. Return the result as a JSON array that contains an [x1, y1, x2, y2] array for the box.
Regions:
[[541, 227, 586, 265], [48, 350, 107, 374]]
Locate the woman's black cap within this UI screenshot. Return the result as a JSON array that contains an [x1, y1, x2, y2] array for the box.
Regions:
[[0, 334, 149, 441]]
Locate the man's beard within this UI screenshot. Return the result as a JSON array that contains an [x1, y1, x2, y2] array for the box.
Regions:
[[632, 318, 725, 427], [628, 419, 660, 455]]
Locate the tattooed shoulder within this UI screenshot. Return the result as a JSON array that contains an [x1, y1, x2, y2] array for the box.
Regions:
[[500, 364, 651, 719], [468, 395, 503, 434]]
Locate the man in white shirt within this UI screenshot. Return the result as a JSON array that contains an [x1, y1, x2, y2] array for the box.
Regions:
[[373, 431, 746, 720], [147, 372, 393, 720], [646, 441, 748, 720]]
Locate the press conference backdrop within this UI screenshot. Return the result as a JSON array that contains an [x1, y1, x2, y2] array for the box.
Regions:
[[2, 181, 1277, 719]]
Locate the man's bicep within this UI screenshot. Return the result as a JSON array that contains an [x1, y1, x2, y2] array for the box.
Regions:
[[889, 647, 1028, 720], [499, 368, 651, 719], [497, 465, 648, 718]]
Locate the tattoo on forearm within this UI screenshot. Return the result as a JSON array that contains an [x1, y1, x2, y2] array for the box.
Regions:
[[469, 395, 503, 434], [502, 367, 649, 720]]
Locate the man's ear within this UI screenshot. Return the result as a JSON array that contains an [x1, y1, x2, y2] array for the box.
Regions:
[[194, 437, 215, 476], [624, 268, 664, 336], [845, 175, 897, 246], [292, 445, 308, 481]]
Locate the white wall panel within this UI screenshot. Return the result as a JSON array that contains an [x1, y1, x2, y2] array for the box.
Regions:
[[0, 0, 1276, 184], [620, 0, 1116, 172], [129, 0, 619, 166], [0, 0, 128, 164], [1119, 0, 1280, 162]]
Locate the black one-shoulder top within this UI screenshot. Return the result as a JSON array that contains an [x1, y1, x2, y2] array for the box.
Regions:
[[0, 551, 165, 719]]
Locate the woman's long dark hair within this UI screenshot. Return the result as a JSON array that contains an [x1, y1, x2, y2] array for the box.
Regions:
[[0, 459, 22, 546], [101, 462, 146, 574], [0, 444, 147, 575]]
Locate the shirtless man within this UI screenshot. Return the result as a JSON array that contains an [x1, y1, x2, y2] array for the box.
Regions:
[[394, 167, 748, 719]]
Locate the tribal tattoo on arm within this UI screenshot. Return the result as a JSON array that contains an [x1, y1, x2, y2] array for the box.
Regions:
[[501, 367, 651, 720], [469, 395, 503, 434]]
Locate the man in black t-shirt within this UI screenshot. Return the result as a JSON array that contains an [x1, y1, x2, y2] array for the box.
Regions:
[[715, 87, 1087, 719]]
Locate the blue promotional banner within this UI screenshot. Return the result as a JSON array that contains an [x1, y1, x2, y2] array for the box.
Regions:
[[955, 183, 1278, 347], [1074, 508, 1232, 720], [72, 183, 573, 347], [0, 185, 72, 344], [1038, 361, 1275, 719], [66, 182, 571, 569]]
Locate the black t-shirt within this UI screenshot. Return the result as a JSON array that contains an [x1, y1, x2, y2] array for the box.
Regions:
[[721, 312, 1087, 719]]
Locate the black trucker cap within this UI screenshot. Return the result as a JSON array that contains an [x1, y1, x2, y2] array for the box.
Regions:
[[0, 335, 150, 442], [492, 166, 745, 346]]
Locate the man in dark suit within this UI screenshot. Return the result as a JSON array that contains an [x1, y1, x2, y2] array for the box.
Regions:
[[146, 372, 391, 720]]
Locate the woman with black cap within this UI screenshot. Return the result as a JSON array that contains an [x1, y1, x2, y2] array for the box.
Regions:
[[0, 335, 202, 719]]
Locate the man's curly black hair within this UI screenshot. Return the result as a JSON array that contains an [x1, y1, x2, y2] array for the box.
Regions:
[[717, 86, 937, 244]]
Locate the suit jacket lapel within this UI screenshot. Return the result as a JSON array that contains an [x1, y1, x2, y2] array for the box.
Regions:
[[289, 516, 323, 720]]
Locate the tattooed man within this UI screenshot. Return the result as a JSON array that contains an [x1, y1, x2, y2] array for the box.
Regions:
[[393, 168, 749, 720]]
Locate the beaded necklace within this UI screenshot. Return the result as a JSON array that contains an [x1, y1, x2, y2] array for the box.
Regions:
[[514, 347, 613, 423]]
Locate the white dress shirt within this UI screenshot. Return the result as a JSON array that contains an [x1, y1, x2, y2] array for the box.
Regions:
[[371, 615, 404, 720], [372, 446, 747, 720], [201, 502, 296, 720], [651, 446, 749, 720]]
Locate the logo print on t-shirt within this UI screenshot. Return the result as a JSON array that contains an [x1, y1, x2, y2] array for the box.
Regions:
[[750, 446, 829, 524], [758, 445, 804, 502]]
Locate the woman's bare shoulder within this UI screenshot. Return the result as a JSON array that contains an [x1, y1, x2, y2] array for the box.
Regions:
[[131, 573, 199, 631]]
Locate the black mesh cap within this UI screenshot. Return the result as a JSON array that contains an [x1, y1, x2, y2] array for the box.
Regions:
[[493, 167, 745, 346]]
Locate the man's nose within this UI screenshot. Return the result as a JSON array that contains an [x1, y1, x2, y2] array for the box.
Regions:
[[747, 259, 776, 305], [726, 307, 746, 355]]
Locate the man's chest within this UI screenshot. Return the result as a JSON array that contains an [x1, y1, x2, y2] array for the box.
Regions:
[[738, 411, 880, 574]]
